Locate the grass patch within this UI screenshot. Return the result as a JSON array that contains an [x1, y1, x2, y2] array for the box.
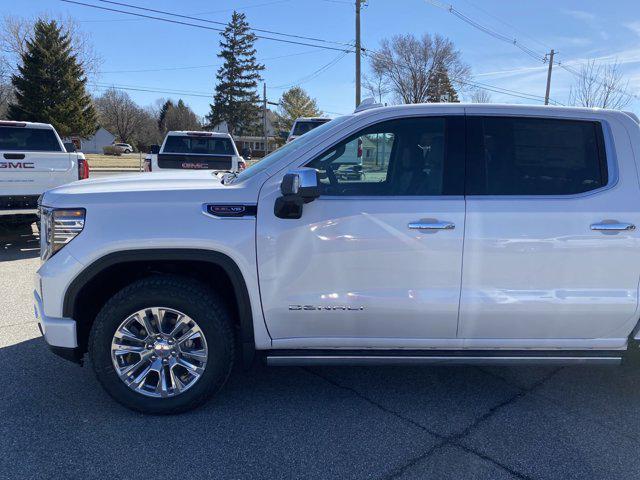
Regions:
[[85, 153, 143, 169]]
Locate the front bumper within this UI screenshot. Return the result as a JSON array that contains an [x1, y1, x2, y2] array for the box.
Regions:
[[34, 289, 83, 363], [34, 289, 78, 348]]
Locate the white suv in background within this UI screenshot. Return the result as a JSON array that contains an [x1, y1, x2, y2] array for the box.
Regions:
[[144, 131, 245, 173], [0, 120, 88, 226], [114, 143, 133, 154], [35, 103, 640, 414]]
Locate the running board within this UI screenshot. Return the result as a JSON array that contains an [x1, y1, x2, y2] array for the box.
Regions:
[[266, 353, 623, 367]]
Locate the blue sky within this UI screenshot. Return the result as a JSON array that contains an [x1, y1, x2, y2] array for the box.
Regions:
[[7, 0, 640, 117]]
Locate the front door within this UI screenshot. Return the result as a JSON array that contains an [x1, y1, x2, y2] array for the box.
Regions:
[[257, 115, 467, 348], [458, 114, 640, 348]]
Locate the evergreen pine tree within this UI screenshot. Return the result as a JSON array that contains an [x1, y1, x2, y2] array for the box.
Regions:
[[274, 87, 323, 134], [157, 99, 174, 133], [206, 11, 264, 135], [8, 20, 97, 137], [426, 63, 460, 103]]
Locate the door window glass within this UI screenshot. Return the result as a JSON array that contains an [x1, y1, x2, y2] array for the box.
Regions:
[[306, 117, 464, 196], [466, 117, 607, 195]]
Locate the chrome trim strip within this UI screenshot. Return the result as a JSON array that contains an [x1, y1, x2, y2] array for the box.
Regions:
[[266, 355, 622, 366], [591, 222, 635, 231], [0, 208, 38, 215]]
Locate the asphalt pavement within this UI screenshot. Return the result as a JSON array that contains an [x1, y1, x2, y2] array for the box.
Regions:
[[1, 208, 640, 479]]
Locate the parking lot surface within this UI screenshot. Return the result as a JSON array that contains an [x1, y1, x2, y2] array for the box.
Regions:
[[2, 220, 640, 480]]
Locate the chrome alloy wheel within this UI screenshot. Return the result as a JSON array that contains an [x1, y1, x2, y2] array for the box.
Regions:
[[111, 307, 208, 398]]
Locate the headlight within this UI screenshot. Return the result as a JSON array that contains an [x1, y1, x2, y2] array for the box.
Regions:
[[40, 207, 86, 261]]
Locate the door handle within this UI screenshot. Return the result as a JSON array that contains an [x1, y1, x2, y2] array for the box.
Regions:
[[590, 222, 635, 231], [408, 221, 455, 230]]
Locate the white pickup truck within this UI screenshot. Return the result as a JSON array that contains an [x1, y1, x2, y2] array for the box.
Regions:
[[35, 103, 640, 414], [0, 120, 88, 226], [144, 130, 245, 173]]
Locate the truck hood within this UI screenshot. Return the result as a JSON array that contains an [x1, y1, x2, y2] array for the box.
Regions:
[[42, 170, 258, 207]]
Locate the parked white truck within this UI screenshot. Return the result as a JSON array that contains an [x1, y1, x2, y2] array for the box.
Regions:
[[35, 103, 640, 413], [0, 120, 88, 226], [144, 130, 245, 173]]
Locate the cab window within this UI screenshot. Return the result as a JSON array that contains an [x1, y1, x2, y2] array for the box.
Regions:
[[466, 116, 608, 195]]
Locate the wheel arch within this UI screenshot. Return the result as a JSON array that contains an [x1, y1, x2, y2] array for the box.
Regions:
[[63, 249, 255, 366]]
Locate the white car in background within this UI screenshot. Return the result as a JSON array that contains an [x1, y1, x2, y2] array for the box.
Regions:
[[286, 117, 331, 143], [114, 143, 133, 154], [144, 131, 245, 173]]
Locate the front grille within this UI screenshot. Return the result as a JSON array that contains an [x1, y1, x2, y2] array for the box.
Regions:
[[0, 195, 40, 210]]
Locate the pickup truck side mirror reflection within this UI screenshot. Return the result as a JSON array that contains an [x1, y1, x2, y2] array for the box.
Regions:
[[274, 168, 320, 219]]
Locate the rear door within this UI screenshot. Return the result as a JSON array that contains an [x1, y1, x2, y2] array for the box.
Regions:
[[458, 114, 640, 348], [0, 124, 73, 197]]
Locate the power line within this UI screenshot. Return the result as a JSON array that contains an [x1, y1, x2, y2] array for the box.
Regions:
[[98, 49, 325, 74], [97, 0, 355, 48], [426, 0, 637, 104], [60, 0, 355, 52], [77, 0, 292, 21], [362, 47, 563, 105], [458, 0, 552, 51], [270, 50, 350, 89], [425, 0, 546, 62]]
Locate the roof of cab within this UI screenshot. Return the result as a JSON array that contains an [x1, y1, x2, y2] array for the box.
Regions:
[[166, 130, 232, 137], [350, 102, 634, 120], [0, 120, 55, 129]]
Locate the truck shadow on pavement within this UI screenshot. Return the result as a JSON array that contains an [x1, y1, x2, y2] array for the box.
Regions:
[[0, 222, 39, 261], [2, 335, 640, 480]]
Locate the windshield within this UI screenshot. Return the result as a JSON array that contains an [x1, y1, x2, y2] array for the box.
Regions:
[[292, 119, 330, 136], [230, 116, 350, 184], [163, 136, 235, 155]]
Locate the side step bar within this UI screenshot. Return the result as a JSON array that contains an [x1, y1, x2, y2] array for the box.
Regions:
[[266, 349, 624, 367]]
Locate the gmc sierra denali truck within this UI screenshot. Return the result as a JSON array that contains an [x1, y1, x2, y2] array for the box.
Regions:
[[35, 103, 640, 414], [0, 120, 88, 226], [144, 130, 245, 173]]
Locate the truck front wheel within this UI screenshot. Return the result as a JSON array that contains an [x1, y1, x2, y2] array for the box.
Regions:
[[88, 275, 234, 414]]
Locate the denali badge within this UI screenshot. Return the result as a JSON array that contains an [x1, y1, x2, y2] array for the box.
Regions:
[[289, 305, 365, 311]]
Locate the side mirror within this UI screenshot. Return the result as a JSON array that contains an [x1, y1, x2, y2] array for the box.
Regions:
[[275, 168, 320, 219], [150, 144, 160, 154], [63, 142, 77, 153]]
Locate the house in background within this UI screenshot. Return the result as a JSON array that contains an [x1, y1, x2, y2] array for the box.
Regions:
[[64, 127, 115, 153], [211, 110, 278, 158]]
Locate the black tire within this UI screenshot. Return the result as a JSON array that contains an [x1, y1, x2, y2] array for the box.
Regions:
[[89, 275, 234, 414]]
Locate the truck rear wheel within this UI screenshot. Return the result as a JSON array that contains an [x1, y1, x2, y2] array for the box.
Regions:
[[88, 275, 234, 414]]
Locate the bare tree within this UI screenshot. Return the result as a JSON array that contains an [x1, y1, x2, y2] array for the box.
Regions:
[[0, 61, 13, 117], [364, 69, 391, 104], [470, 89, 492, 103], [0, 14, 101, 80], [95, 88, 145, 144], [369, 33, 470, 104], [568, 59, 631, 109]]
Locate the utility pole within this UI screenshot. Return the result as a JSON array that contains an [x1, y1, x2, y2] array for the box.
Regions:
[[262, 82, 268, 157], [355, 0, 362, 107], [544, 49, 555, 105]]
